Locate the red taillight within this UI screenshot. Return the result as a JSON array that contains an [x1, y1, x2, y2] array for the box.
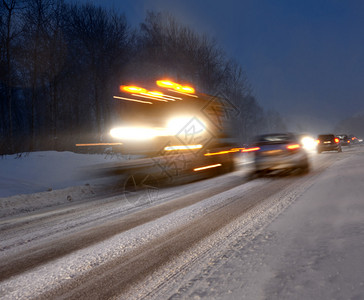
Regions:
[[348, 140, 351, 143], [334, 138, 339, 143], [241, 147, 260, 153], [286, 144, 300, 150]]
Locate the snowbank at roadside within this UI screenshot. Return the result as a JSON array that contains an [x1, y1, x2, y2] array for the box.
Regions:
[[0, 151, 123, 198], [0, 185, 99, 219]]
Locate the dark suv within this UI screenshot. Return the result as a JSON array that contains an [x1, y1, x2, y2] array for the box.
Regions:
[[317, 134, 342, 153]]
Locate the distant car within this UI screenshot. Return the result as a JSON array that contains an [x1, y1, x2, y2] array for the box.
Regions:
[[246, 133, 310, 176], [316, 134, 342, 153], [337, 134, 351, 146], [348, 135, 359, 144]]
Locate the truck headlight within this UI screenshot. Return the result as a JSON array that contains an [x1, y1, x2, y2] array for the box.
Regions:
[[166, 116, 206, 135], [110, 127, 163, 140]]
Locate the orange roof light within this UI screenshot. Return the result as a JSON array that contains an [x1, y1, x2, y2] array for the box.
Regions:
[[156, 80, 195, 94], [156, 80, 175, 88], [178, 85, 195, 94], [120, 85, 147, 94]]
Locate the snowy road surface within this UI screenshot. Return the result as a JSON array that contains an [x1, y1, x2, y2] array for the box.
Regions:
[[0, 146, 363, 299]]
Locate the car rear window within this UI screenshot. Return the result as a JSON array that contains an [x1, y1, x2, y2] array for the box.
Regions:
[[318, 135, 335, 140]]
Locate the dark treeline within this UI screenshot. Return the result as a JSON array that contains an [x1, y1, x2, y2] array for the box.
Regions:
[[0, 0, 285, 155], [335, 113, 364, 137]]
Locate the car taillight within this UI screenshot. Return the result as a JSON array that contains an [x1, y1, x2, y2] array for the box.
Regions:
[[316, 139, 320, 144], [334, 138, 339, 143], [286, 144, 300, 150], [241, 147, 260, 153]]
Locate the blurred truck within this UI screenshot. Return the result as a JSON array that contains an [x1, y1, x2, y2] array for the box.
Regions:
[[79, 79, 240, 182]]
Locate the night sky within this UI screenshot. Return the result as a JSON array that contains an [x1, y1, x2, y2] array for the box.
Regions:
[[76, 0, 364, 133]]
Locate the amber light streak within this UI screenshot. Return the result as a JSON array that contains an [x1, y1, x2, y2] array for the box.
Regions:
[[204, 148, 242, 156], [286, 144, 300, 150], [241, 147, 260, 152], [193, 163, 222, 171]]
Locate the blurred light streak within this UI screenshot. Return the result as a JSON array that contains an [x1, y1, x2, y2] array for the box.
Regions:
[[113, 96, 152, 104], [204, 148, 241, 156], [164, 144, 203, 151], [193, 163, 222, 171], [241, 147, 260, 152], [286, 144, 300, 150], [133, 94, 168, 102]]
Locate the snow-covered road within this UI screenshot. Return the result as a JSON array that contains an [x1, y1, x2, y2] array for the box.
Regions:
[[0, 146, 363, 299]]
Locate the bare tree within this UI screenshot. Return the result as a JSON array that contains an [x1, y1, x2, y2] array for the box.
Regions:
[[137, 11, 227, 92], [65, 3, 129, 141], [1, 0, 24, 152]]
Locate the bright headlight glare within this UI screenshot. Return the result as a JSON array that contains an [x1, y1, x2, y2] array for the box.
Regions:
[[110, 127, 164, 140], [166, 116, 206, 135], [301, 136, 316, 150]]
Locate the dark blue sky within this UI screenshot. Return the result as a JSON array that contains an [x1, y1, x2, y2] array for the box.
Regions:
[[76, 0, 364, 133]]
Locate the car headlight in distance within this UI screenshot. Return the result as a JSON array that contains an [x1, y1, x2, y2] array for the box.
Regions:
[[301, 136, 316, 150], [110, 127, 164, 140]]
